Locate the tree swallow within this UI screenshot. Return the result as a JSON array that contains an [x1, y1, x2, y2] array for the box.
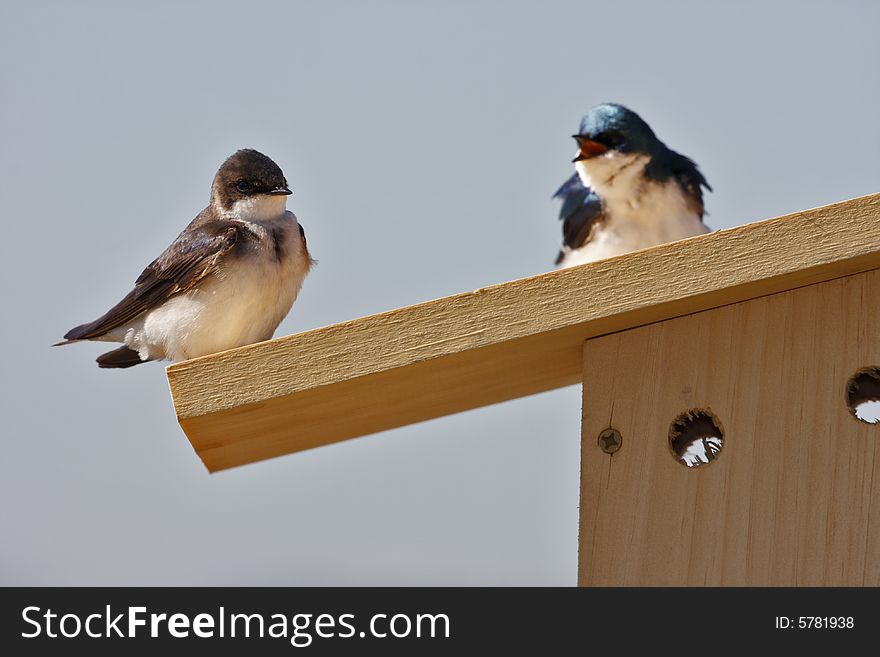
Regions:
[[553, 103, 711, 267], [57, 149, 313, 368]]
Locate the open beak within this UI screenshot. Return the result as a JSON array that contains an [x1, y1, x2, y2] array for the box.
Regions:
[[268, 186, 293, 196], [572, 135, 609, 162]]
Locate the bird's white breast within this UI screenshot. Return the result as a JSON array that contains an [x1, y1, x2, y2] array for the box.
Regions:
[[561, 153, 708, 268], [121, 206, 311, 362]]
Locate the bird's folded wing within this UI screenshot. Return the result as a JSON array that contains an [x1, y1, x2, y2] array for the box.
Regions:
[[64, 223, 241, 341], [553, 173, 605, 262], [662, 149, 712, 218]]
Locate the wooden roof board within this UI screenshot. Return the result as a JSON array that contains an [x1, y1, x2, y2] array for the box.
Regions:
[[166, 193, 880, 471]]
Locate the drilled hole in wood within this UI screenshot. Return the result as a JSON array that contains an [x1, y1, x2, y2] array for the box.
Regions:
[[846, 367, 880, 425], [669, 408, 724, 468]]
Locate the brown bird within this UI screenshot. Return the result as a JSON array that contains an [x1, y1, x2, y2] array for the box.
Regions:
[[57, 149, 313, 368]]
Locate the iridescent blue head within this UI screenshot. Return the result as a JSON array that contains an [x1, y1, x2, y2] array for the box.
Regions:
[[572, 103, 659, 161]]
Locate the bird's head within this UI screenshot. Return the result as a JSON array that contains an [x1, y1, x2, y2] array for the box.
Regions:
[[570, 104, 661, 193], [572, 103, 658, 162], [211, 149, 292, 219]]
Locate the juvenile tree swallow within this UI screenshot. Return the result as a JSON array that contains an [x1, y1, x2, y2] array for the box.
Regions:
[[553, 103, 711, 267], [58, 149, 313, 368]]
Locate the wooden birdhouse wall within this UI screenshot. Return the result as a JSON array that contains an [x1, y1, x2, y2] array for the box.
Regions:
[[579, 268, 880, 585]]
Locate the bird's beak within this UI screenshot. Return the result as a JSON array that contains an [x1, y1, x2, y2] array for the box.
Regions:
[[268, 186, 293, 196], [572, 135, 608, 162]]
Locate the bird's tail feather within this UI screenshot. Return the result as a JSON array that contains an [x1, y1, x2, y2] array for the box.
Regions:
[[62, 320, 102, 342], [96, 346, 148, 369], [55, 317, 113, 346]]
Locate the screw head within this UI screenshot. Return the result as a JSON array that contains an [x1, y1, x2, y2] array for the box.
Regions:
[[598, 428, 622, 454]]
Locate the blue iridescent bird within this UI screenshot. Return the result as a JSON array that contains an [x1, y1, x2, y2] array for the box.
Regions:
[[553, 103, 711, 267]]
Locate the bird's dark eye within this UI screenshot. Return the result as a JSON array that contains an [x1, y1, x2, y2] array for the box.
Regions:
[[596, 131, 625, 149], [235, 180, 253, 193]]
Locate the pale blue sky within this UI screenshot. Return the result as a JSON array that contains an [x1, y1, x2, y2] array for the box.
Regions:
[[1, 0, 878, 584]]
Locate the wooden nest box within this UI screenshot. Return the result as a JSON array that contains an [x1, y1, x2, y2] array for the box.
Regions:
[[167, 193, 880, 586]]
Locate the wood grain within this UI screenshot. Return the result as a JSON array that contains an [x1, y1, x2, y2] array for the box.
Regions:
[[579, 269, 880, 586], [165, 193, 880, 471]]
